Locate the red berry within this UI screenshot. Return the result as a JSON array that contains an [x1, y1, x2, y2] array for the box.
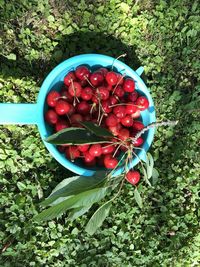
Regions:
[[128, 91, 138, 102], [123, 78, 135, 93], [125, 103, 138, 115], [113, 105, 126, 119], [76, 101, 91, 115], [78, 144, 90, 152], [75, 66, 90, 81], [61, 90, 73, 103], [132, 121, 144, 131], [118, 128, 130, 141], [85, 158, 96, 167], [102, 100, 112, 114], [136, 96, 149, 111], [68, 81, 82, 97], [105, 114, 118, 127], [68, 104, 75, 116], [98, 67, 108, 77], [104, 155, 118, 169], [109, 123, 122, 136], [113, 85, 125, 98], [89, 144, 102, 157], [71, 113, 83, 124], [55, 119, 69, 132], [90, 72, 104, 87], [121, 115, 133, 127], [81, 87, 93, 101], [117, 74, 124, 85], [66, 146, 80, 160], [64, 71, 76, 86], [105, 71, 118, 86], [97, 87, 109, 101], [102, 144, 115, 155], [131, 109, 141, 119], [126, 170, 140, 185], [133, 137, 144, 147], [45, 110, 58, 125], [104, 82, 113, 91], [84, 151, 95, 163], [55, 100, 70, 115], [46, 91, 60, 107], [109, 95, 118, 105]]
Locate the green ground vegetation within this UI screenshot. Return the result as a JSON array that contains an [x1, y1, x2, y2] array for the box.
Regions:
[[0, 0, 200, 266]]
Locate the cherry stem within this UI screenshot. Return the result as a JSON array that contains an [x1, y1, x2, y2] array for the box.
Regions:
[[111, 53, 127, 70], [112, 73, 126, 95], [109, 103, 140, 108], [84, 76, 95, 89]]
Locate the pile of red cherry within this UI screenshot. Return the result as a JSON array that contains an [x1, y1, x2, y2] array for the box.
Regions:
[[45, 65, 149, 174]]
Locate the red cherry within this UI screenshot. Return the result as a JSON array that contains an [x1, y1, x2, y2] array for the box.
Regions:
[[66, 146, 80, 160], [76, 101, 91, 115], [109, 123, 122, 136], [113, 85, 125, 98], [105, 71, 118, 86], [46, 91, 60, 107], [85, 158, 96, 167], [75, 66, 90, 81], [55, 119, 69, 132], [55, 100, 70, 115], [68, 104, 75, 116], [98, 67, 108, 77], [131, 109, 141, 119], [125, 103, 138, 115], [118, 128, 130, 141], [136, 96, 149, 111], [121, 115, 133, 127], [97, 87, 110, 101], [117, 74, 124, 85], [102, 144, 115, 155], [133, 137, 144, 147], [57, 145, 66, 153], [64, 71, 76, 86], [45, 110, 58, 125], [128, 91, 138, 102], [89, 144, 102, 157], [84, 151, 95, 163], [104, 155, 118, 169], [71, 113, 83, 124], [105, 114, 118, 127], [81, 87, 93, 101], [109, 96, 118, 105], [68, 81, 82, 97], [102, 100, 112, 114], [90, 72, 104, 87], [78, 144, 90, 152], [104, 82, 113, 91], [123, 78, 135, 92], [113, 106, 126, 119], [61, 90, 73, 103], [132, 121, 144, 131], [126, 170, 140, 185]]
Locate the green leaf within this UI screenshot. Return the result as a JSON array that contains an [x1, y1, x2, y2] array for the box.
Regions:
[[152, 168, 159, 185], [5, 53, 16, 60], [85, 201, 112, 235], [67, 206, 91, 221], [45, 127, 107, 145], [34, 187, 108, 222], [81, 121, 113, 137], [41, 171, 108, 206], [142, 166, 151, 187], [134, 188, 143, 209], [146, 153, 154, 179]]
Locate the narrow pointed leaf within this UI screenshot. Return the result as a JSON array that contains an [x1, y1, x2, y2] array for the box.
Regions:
[[142, 166, 151, 187], [45, 127, 106, 145], [34, 187, 108, 222], [67, 206, 91, 221], [152, 168, 159, 185], [85, 201, 112, 235], [146, 153, 154, 179], [81, 121, 113, 137], [134, 188, 143, 209], [41, 171, 108, 207]]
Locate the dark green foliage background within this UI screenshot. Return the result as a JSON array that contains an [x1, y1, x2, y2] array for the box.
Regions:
[[0, 0, 200, 266]]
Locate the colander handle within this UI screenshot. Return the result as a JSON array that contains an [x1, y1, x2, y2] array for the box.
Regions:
[[0, 103, 39, 125]]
